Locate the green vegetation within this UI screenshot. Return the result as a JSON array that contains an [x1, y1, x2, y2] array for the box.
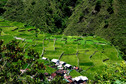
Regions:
[[2, 0, 126, 61], [3, 0, 78, 34], [0, 0, 7, 15], [89, 61, 126, 83], [0, 0, 125, 83], [0, 40, 45, 83], [61, 55, 78, 66], [0, 18, 123, 81], [69, 70, 81, 78], [63, 0, 126, 60]]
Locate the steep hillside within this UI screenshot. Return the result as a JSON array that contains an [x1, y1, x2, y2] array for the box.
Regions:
[[64, 0, 126, 58], [3, 0, 78, 34], [0, 17, 123, 80], [2, 0, 126, 59], [0, 0, 7, 15]]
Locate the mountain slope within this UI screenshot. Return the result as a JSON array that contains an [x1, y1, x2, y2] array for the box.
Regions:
[[3, 0, 77, 34], [0, 17, 123, 80], [2, 0, 126, 59], [0, 0, 7, 15], [63, 0, 126, 58]]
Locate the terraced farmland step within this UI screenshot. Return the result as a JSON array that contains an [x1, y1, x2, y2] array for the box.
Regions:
[[0, 17, 123, 79]]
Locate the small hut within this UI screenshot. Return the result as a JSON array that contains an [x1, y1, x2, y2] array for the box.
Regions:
[[57, 65, 63, 69], [72, 76, 88, 83], [14, 37, 25, 41], [64, 64, 72, 69], [42, 57, 47, 60], [51, 59, 59, 63], [59, 61, 66, 65]]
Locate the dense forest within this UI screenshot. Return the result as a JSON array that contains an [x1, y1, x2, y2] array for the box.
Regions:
[[0, 0, 126, 83]]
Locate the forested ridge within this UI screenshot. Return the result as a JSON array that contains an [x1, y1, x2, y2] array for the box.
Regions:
[[64, 0, 126, 60], [2, 0, 78, 34]]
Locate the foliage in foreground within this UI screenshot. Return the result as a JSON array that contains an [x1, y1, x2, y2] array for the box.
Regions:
[[89, 61, 126, 83], [0, 39, 126, 83], [0, 40, 66, 83]]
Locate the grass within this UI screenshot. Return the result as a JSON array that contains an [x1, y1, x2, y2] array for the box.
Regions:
[[44, 55, 60, 60], [55, 41, 64, 48], [0, 35, 14, 45], [25, 39, 33, 42], [63, 47, 77, 55], [44, 65, 57, 74], [45, 41, 55, 51], [78, 53, 92, 66], [44, 51, 62, 55], [10, 21, 25, 28], [60, 55, 78, 66], [69, 70, 81, 77]]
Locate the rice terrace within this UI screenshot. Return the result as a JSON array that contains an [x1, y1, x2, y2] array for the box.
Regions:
[[0, 0, 126, 83], [0, 16, 123, 82]]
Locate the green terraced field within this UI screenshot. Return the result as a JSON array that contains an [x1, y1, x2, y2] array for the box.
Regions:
[[61, 55, 78, 66], [0, 18, 123, 79]]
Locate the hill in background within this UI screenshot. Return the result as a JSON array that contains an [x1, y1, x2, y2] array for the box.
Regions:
[[64, 0, 126, 59]]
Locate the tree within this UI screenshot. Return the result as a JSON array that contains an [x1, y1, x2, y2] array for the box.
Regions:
[[0, 40, 47, 83], [50, 76, 67, 84], [89, 61, 126, 83]]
